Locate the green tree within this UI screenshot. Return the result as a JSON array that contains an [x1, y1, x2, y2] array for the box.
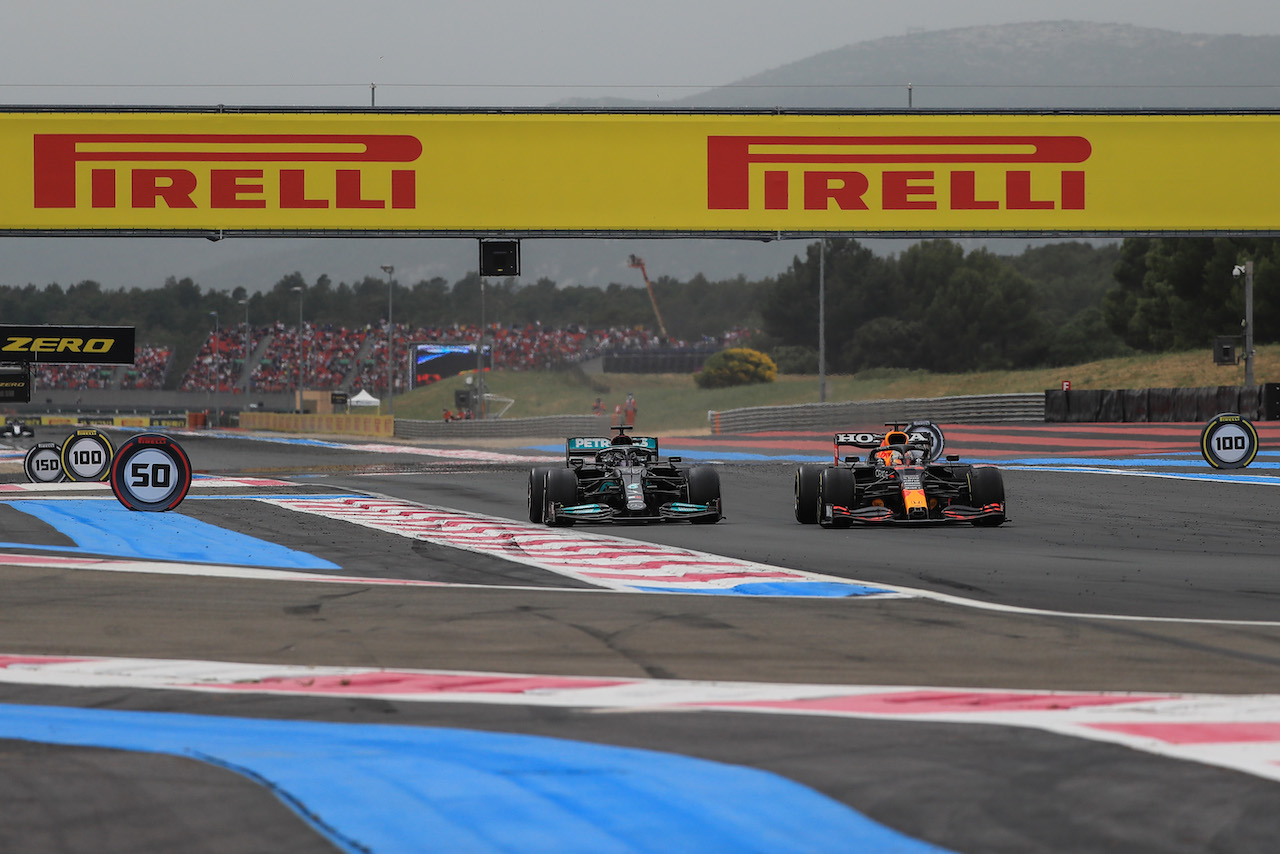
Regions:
[[761, 238, 897, 357], [919, 251, 1048, 371], [1102, 237, 1280, 352]]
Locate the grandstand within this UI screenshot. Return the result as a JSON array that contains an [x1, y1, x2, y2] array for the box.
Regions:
[[27, 323, 748, 397]]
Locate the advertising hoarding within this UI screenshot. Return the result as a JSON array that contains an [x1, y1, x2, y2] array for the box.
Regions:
[[413, 342, 492, 387], [3, 109, 1280, 236], [0, 325, 136, 364]]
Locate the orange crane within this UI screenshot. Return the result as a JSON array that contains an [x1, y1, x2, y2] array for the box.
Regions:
[[627, 254, 668, 339]]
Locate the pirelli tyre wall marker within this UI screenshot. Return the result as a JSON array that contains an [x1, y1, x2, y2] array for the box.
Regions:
[[23, 441, 66, 483], [1200, 412, 1259, 469], [109, 434, 192, 512], [60, 428, 114, 482]]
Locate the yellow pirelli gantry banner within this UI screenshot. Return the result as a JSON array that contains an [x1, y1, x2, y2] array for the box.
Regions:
[[3, 109, 1280, 236]]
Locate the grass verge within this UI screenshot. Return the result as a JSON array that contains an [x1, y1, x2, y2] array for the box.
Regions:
[[389, 345, 1280, 434]]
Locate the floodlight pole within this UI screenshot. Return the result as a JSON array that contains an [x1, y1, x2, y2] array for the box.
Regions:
[[1245, 260, 1255, 389], [381, 265, 395, 417], [476, 276, 487, 419]]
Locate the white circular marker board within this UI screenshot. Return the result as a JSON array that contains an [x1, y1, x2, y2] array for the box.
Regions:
[[1199, 412, 1259, 469], [23, 441, 66, 483], [59, 428, 114, 481], [109, 434, 193, 512]]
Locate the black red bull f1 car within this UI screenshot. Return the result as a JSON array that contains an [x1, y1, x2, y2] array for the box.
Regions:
[[794, 421, 1006, 527], [529, 426, 722, 525]]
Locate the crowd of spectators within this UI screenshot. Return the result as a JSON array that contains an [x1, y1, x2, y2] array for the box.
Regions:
[[244, 320, 300, 393], [120, 345, 174, 390], [179, 328, 251, 393], [247, 321, 370, 394], [33, 345, 173, 391], [33, 363, 116, 390], [34, 322, 754, 393], [309, 323, 369, 389]]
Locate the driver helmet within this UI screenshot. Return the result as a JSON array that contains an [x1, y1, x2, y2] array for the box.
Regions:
[[874, 430, 910, 466], [611, 434, 633, 446], [874, 448, 904, 466]]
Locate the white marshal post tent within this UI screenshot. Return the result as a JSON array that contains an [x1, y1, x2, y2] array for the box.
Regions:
[[349, 389, 381, 409]]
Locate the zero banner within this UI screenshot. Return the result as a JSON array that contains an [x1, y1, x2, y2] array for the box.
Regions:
[[0, 324, 135, 364]]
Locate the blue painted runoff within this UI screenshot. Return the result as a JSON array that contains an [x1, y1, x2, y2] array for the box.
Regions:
[[0, 703, 956, 854], [0, 499, 338, 569]]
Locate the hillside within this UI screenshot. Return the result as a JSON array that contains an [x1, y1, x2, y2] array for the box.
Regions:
[[559, 21, 1280, 110], [392, 345, 1280, 433]]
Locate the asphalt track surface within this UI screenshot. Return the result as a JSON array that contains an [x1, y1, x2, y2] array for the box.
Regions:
[[2, 423, 1280, 853]]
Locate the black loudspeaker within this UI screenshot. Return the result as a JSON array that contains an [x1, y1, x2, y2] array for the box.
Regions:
[[479, 239, 520, 276], [1262, 382, 1280, 420], [1213, 337, 1238, 366]]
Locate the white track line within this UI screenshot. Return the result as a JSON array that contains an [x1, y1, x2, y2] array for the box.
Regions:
[[4, 652, 1280, 785]]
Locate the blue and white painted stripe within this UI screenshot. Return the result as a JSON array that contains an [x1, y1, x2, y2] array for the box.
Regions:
[[0, 498, 338, 569], [0, 701, 955, 854]]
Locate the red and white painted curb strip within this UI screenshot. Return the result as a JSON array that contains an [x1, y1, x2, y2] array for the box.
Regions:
[[262, 495, 895, 596], [0, 475, 297, 493], [4, 653, 1280, 784]]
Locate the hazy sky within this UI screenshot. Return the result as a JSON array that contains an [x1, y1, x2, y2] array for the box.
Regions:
[[4, 0, 1280, 108]]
